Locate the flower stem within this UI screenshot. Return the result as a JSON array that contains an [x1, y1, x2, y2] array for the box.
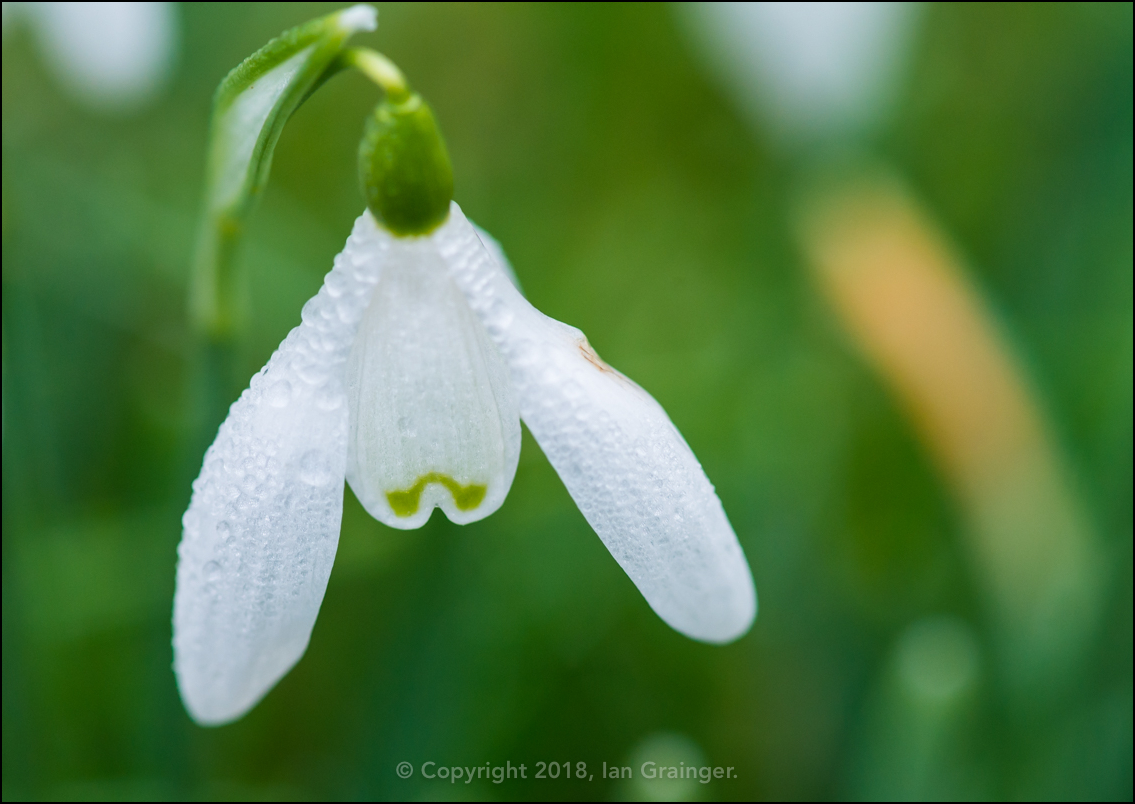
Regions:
[[340, 47, 410, 101]]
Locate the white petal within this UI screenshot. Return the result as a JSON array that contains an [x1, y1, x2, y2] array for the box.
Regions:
[[31, 2, 177, 112], [437, 203, 756, 643], [174, 212, 387, 725], [471, 223, 522, 292], [679, 2, 918, 141], [345, 223, 521, 529]]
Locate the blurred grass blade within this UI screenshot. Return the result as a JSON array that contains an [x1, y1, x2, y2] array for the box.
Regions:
[[798, 174, 1105, 694], [190, 4, 376, 340]]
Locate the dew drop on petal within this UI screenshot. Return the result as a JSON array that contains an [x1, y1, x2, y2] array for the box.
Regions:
[[299, 450, 334, 486], [296, 361, 329, 386], [314, 382, 343, 411], [265, 380, 292, 408]]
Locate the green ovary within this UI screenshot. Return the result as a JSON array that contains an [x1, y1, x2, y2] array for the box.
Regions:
[[386, 473, 487, 517]]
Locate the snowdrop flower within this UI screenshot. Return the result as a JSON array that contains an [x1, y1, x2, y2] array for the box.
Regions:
[[4, 2, 177, 112], [679, 2, 920, 143], [173, 5, 756, 725]]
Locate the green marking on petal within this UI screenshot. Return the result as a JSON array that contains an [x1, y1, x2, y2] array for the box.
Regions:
[[386, 473, 488, 517]]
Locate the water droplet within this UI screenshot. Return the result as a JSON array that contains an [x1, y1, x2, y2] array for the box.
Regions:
[[337, 302, 361, 324], [315, 383, 343, 411], [300, 450, 335, 486], [265, 379, 292, 408], [297, 361, 329, 386], [324, 270, 348, 298]]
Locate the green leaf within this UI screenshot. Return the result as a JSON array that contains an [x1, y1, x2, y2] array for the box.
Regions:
[[190, 4, 377, 340]]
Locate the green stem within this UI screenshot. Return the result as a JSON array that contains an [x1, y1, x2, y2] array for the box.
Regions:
[[187, 6, 378, 342], [341, 47, 411, 101]]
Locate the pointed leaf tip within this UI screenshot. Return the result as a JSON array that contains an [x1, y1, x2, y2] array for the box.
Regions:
[[338, 5, 378, 34], [191, 5, 376, 338]]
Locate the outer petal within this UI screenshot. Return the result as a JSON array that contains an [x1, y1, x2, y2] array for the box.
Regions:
[[174, 212, 386, 725], [471, 223, 522, 292], [345, 230, 521, 529], [437, 203, 757, 643]]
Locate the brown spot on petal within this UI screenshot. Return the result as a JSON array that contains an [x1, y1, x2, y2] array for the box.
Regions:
[[576, 337, 645, 394], [578, 338, 614, 373]]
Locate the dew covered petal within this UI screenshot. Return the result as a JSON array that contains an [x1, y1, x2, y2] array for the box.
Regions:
[[345, 223, 520, 529], [437, 203, 756, 643], [173, 212, 388, 725]]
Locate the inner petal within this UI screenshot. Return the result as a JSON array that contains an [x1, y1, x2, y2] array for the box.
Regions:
[[345, 236, 520, 529]]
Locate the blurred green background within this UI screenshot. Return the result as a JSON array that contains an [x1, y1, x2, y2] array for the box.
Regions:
[[2, 2, 1130, 800]]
